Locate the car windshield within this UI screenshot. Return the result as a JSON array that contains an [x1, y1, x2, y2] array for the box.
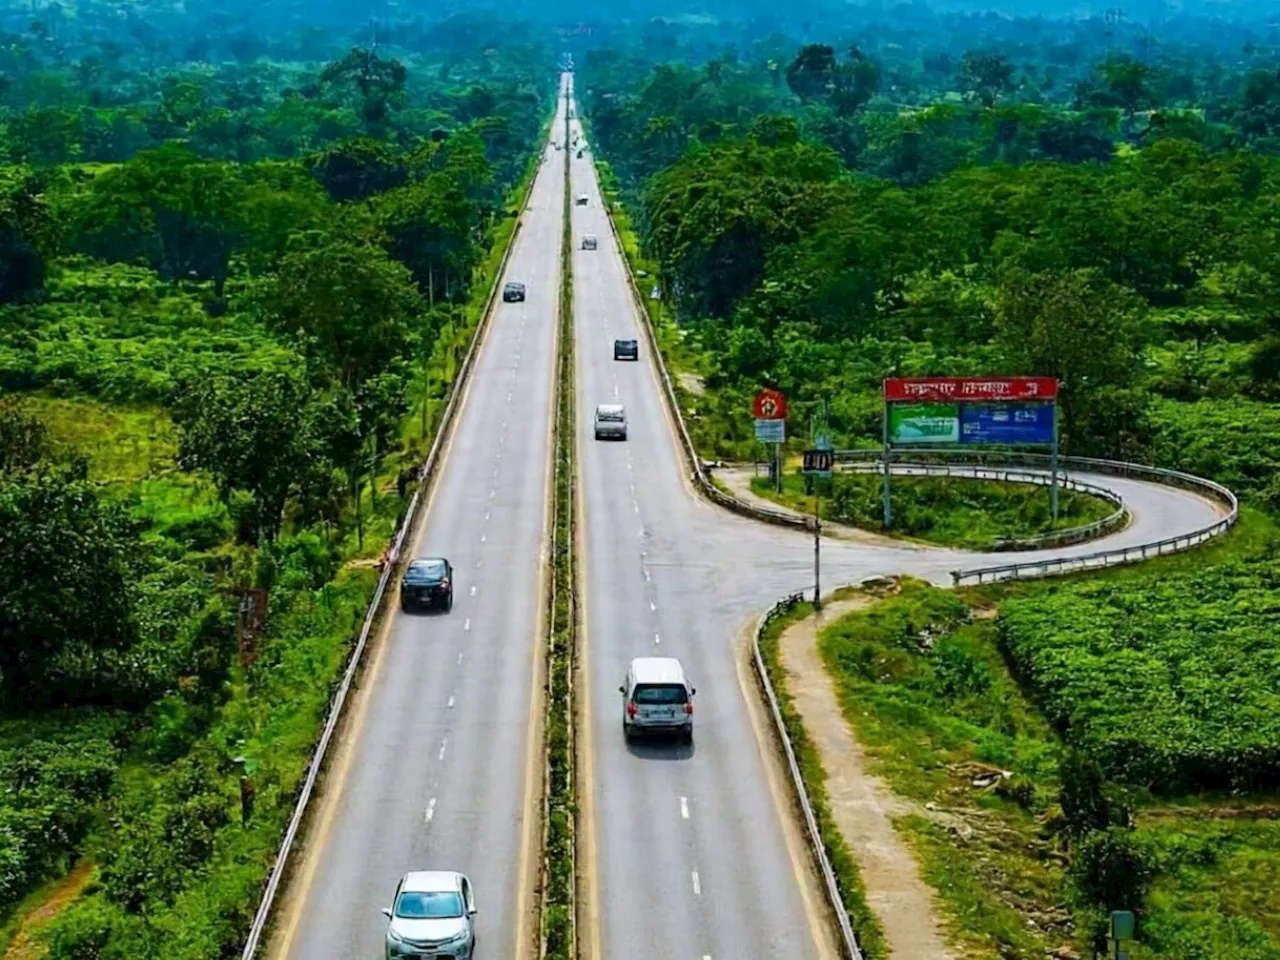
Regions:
[[395, 890, 464, 919], [597, 410, 624, 422], [634, 683, 687, 705], [506, 283, 522, 291], [406, 561, 446, 583]]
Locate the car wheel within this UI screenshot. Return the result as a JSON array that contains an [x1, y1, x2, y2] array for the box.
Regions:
[[446, 594, 453, 613], [400, 598, 410, 613], [622, 722, 633, 742]]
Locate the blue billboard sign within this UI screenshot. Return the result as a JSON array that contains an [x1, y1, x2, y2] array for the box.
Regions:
[[959, 402, 1055, 445]]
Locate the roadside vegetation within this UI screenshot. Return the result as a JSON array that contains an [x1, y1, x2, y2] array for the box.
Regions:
[[0, 11, 550, 955], [581, 16, 1280, 959], [749, 472, 1114, 549]]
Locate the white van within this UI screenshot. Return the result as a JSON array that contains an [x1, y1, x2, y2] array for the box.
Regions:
[[619, 657, 695, 742]]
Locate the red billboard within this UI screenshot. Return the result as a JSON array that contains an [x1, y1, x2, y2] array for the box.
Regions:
[[884, 377, 1058, 403]]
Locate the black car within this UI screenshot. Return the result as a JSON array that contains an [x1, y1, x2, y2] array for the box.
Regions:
[[401, 557, 453, 613], [613, 338, 639, 361], [503, 282, 526, 302]]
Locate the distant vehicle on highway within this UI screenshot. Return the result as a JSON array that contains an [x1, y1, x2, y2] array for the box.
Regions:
[[577, 149, 584, 158], [620, 657, 695, 743], [582, 235, 598, 250], [401, 558, 453, 613], [613, 338, 638, 361], [576, 193, 589, 206], [594, 403, 627, 441], [502, 281, 526, 302], [382, 870, 477, 959]]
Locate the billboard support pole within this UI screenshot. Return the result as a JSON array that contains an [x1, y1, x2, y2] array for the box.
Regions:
[[882, 397, 892, 529], [1050, 400, 1060, 521], [775, 441, 782, 493]]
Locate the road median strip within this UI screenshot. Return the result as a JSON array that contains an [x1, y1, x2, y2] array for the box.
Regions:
[[539, 91, 578, 960]]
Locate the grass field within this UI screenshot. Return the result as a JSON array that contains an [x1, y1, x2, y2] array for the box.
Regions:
[[751, 471, 1115, 549]]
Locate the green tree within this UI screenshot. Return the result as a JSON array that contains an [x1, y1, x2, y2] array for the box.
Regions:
[[70, 143, 247, 295], [0, 166, 51, 302], [319, 47, 407, 130], [264, 236, 425, 390], [995, 268, 1147, 447], [172, 369, 332, 544], [960, 52, 1015, 108], [0, 465, 140, 705]]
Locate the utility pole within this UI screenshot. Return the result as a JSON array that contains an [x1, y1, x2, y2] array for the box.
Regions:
[[813, 491, 821, 611]]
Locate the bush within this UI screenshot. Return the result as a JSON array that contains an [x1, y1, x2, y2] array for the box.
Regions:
[[998, 547, 1280, 791]]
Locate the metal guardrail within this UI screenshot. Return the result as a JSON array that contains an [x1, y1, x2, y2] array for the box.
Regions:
[[238, 146, 544, 960], [838, 460, 1129, 550], [752, 591, 864, 960], [831, 448, 1239, 584]]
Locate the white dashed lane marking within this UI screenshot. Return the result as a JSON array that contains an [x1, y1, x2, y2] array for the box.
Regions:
[[680, 796, 689, 819], [691, 871, 701, 896], [438, 738, 448, 761], [425, 798, 436, 824]]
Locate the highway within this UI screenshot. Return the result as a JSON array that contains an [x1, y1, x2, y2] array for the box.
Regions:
[[565, 68, 1226, 960], [267, 77, 569, 960], [263, 69, 1231, 960]]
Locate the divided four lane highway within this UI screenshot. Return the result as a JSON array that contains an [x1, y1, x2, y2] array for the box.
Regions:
[[271, 79, 568, 960]]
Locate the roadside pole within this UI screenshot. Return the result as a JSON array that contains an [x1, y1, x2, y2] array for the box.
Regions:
[[802, 446, 832, 611], [881, 395, 892, 529], [813, 492, 821, 610], [1050, 403, 1060, 521]]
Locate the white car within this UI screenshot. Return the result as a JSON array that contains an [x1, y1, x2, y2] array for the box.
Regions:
[[382, 871, 477, 959], [576, 193, 589, 206]]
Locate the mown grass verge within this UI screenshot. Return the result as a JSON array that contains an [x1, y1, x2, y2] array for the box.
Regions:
[[541, 102, 577, 960], [10, 144, 549, 960], [750, 471, 1115, 549], [756, 599, 889, 960]]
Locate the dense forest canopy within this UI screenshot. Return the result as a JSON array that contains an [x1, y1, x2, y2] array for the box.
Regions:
[[580, 16, 1280, 513]]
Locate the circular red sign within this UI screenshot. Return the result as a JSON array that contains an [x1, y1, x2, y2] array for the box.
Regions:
[[753, 389, 787, 420]]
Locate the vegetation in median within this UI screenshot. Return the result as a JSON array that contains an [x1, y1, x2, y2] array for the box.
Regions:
[[750, 471, 1115, 549], [541, 108, 577, 960]]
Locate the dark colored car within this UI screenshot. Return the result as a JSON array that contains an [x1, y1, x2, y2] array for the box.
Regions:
[[401, 558, 453, 613], [613, 338, 639, 361], [503, 282, 526, 302]]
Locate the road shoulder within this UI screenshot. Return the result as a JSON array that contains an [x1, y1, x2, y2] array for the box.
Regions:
[[778, 598, 955, 960]]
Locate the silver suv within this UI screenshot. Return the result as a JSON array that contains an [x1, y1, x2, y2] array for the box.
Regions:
[[594, 403, 627, 440], [620, 657, 695, 743], [382, 871, 477, 959]]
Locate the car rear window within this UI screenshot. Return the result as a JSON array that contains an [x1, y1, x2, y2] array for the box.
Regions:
[[407, 561, 447, 582], [633, 683, 687, 705], [597, 410, 624, 422]]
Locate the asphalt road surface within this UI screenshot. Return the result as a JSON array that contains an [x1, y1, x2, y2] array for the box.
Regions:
[[565, 70, 1226, 960], [268, 77, 568, 960]]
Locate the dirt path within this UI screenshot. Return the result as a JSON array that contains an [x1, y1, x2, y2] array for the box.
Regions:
[[713, 466, 928, 549], [779, 598, 955, 960], [4, 860, 95, 960]]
